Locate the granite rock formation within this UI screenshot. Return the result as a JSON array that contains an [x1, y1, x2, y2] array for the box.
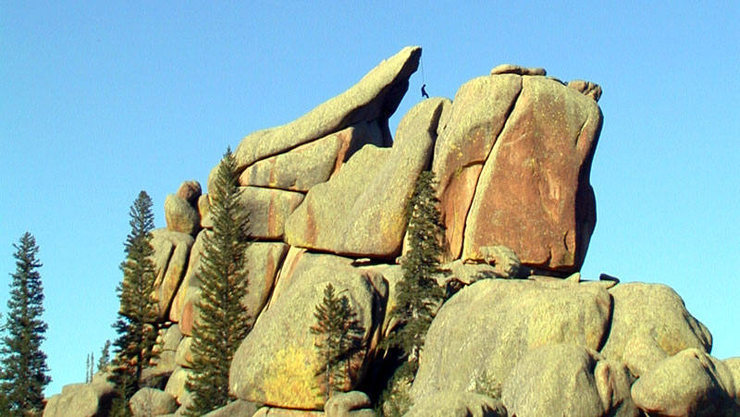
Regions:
[[45, 47, 738, 417]]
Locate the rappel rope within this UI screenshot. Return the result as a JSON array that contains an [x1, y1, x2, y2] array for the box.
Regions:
[[420, 56, 429, 99]]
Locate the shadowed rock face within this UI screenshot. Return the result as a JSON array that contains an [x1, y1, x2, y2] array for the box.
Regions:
[[631, 348, 737, 417], [600, 282, 713, 377]]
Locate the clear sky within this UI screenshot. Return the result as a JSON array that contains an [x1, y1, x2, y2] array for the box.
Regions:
[[1, 1, 738, 396]]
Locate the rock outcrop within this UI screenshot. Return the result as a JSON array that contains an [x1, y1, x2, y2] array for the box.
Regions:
[[43, 374, 114, 417], [46, 46, 739, 417], [631, 348, 737, 417]]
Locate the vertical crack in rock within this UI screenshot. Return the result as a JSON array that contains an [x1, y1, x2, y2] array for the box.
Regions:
[[461, 78, 523, 260]]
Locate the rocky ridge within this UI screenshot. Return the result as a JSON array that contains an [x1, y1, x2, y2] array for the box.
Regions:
[[44, 47, 739, 417]]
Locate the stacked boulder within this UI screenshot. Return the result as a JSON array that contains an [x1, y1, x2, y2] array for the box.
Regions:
[[44, 47, 740, 417]]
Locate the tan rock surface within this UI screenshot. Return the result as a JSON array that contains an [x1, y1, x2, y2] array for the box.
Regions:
[[631, 348, 737, 417], [239, 122, 385, 192], [130, 388, 177, 417], [405, 392, 506, 417], [231, 46, 420, 172], [324, 391, 371, 417], [229, 253, 386, 409], [502, 344, 606, 417], [240, 186, 304, 240], [242, 242, 289, 324], [164, 194, 201, 235], [43, 379, 114, 417], [490, 64, 547, 76], [411, 278, 612, 401], [600, 282, 713, 377], [724, 357, 740, 399], [285, 98, 445, 258], [164, 366, 193, 405]]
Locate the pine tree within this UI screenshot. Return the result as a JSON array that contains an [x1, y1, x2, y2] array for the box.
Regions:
[[97, 339, 111, 372], [184, 148, 251, 416], [86, 353, 94, 383], [311, 283, 365, 401], [108, 191, 159, 417], [0, 232, 51, 417], [385, 171, 445, 372]]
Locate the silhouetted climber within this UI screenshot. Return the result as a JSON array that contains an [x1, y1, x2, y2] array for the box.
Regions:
[[421, 84, 429, 99]]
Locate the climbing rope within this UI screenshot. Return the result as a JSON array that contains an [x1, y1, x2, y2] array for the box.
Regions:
[[420, 55, 429, 99], [420, 55, 427, 84]]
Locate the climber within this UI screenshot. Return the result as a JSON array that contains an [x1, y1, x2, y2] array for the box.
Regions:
[[421, 84, 429, 99]]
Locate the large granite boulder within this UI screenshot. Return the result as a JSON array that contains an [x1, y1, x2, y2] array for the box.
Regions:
[[461, 74, 602, 273], [151, 229, 194, 320], [285, 98, 446, 258], [239, 123, 385, 192], [229, 253, 387, 409], [600, 282, 713, 377], [229, 46, 420, 173], [43, 376, 114, 417], [176, 180, 202, 205], [411, 278, 612, 401], [164, 366, 193, 406], [724, 357, 740, 399], [130, 388, 177, 417], [502, 344, 638, 417], [241, 242, 289, 324], [175, 336, 193, 367], [165, 194, 201, 235], [631, 348, 737, 417]]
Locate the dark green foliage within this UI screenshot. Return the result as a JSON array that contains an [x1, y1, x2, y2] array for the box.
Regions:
[[310, 283, 365, 400], [385, 170, 445, 371], [108, 191, 159, 417], [0, 232, 50, 417], [98, 339, 111, 372], [184, 148, 251, 416], [376, 361, 414, 417], [86, 353, 94, 383]]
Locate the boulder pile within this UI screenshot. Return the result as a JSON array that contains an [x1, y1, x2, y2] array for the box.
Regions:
[[44, 47, 739, 417]]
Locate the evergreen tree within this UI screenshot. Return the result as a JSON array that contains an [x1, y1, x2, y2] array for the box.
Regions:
[[97, 339, 111, 372], [385, 171, 445, 372], [86, 353, 94, 383], [108, 191, 159, 417], [0, 232, 50, 417], [184, 148, 251, 416], [311, 283, 365, 401]]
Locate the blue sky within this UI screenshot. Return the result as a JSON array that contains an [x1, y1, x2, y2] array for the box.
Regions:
[[1, 1, 738, 396]]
